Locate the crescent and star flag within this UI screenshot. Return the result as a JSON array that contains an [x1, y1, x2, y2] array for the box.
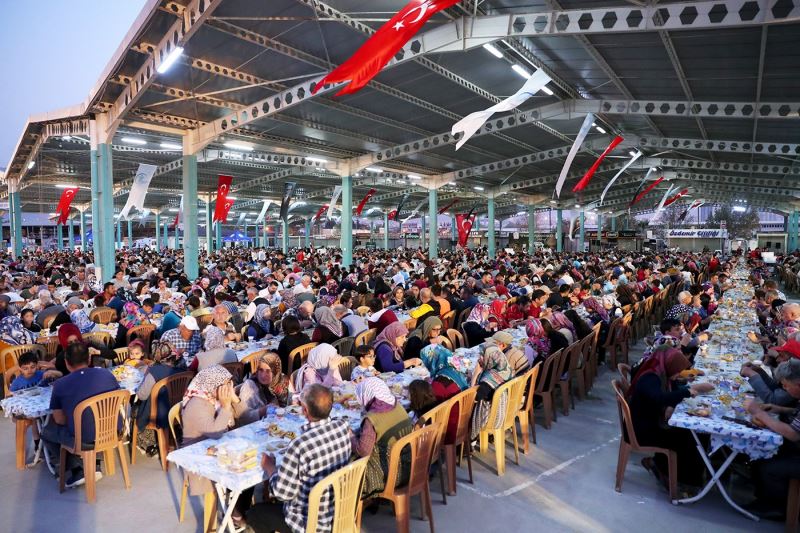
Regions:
[[555, 113, 594, 198], [172, 196, 183, 229], [213, 175, 233, 222], [56, 187, 79, 225], [327, 186, 342, 220], [314, 205, 328, 221], [255, 200, 272, 224], [599, 151, 642, 206], [452, 69, 552, 151], [218, 197, 235, 224], [455, 214, 476, 247], [630, 176, 664, 206], [572, 135, 624, 193], [663, 188, 689, 207], [390, 193, 410, 221], [313, 0, 461, 97], [677, 200, 705, 222], [355, 188, 377, 216], [279, 182, 297, 220], [119, 164, 157, 220], [388, 210, 398, 220], [437, 199, 458, 214]]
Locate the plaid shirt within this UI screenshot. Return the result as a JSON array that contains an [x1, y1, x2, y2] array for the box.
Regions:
[[269, 417, 352, 533], [160, 328, 202, 365]]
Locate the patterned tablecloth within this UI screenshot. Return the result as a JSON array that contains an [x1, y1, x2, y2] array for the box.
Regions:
[[668, 283, 783, 460], [0, 366, 144, 419]]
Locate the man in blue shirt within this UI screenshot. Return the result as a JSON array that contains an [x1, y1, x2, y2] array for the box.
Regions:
[[41, 343, 119, 488]]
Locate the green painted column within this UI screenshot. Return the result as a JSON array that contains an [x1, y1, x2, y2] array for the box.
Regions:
[[126, 218, 132, 248], [205, 199, 213, 253], [340, 175, 353, 266], [421, 213, 426, 251], [611, 216, 617, 232], [56, 224, 63, 250], [487, 196, 496, 258], [428, 188, 438, 258], [182, 153, 199, 279], [154, 212, 161, 250], [281, 220, 288, 254], [79, 210, 87, 252], [528, 205, 536, 252], [624, 216, 630, 231], [789, 211, 799, 252], [579, 211, 585, 252], [452, 214, 457, 244], [216, 222, 222, 250], [68, 218, 75, 250], [164, 221, 170, 249], [92, 142, 115, 282], [10, 188, 22, 257], [556, 208, 563, 252], [305, 218, 311, 248], [383, 211, 389, 250], [116, 220, 121, 250]]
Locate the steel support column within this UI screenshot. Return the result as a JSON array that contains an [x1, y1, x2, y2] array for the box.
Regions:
[[155, 212, 161, 250], [556, 209, 563, 252], [487, 196, 496, 259], [528, 205, 536, 252], [182, 150, 199, 279], [428, 188, 438, 259], [216, 222, 222, 250], [205, 197, 213, 253], [579, 211, 585, 252], [126, 219, 132, 248], [68, 218, 75, 250], [790, 211, 799, 252], [421, 214, 426, 251], [452, 214, 457, 245], [57, 224, 63, 250], [91, 140, 115, 282], [281, 220, 288, 254], [611, 216, 617, 232], [79, 210, 87, 253], [383, 211, 389, 250], [9, 188, 22, 257], [340, 175, 353, 266], [116, 220, 121, 250], [305, 219, 311, 249]]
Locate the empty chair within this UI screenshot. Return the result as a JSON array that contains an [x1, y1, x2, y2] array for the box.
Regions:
[[442, 386, 478, 495], [354, 329, 376, 348], [89, 307, 117, 325], [445, 329, 464, 350], [337, 356, 358, 381], [515, 363, 541, 454], [306, 456, 370, 533], [418, 399, 453, 504], [331, 336, 355, 357], [477, 374, 528, 476], [533, 349, 562, 430]]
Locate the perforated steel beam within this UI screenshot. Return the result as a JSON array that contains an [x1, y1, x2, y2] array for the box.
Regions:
[[570, 99, 800, 120], [636, 135, 800, 157]]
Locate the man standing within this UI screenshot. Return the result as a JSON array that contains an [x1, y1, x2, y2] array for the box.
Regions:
[[247, 384, 352, 532]]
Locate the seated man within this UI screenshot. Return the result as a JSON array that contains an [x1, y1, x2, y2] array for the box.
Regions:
[[41, 343, 120, 488], [160, 316, 202, 367], [247, 384, 352, 533]]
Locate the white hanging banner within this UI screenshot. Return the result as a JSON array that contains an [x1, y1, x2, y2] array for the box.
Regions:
[[654, 184, 675, 216], [119, 164, 157, 220], [599, 151, 642, 205], [554, 113, 594, 198], [451, 69, 552, 150], [402, 200, 427, 223], [568, 216, 576, 241], [236, 212, 247, 226], [255, 200, 272, 224], [327, 186, 342, 220]]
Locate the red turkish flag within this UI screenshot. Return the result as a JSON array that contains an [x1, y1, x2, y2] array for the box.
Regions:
[[218, 198, 235, 224], [630, 176, 664, 206], [313, 0, 461, 97], [213, 175, 233, 222], [355, 188, 377, 216], [663, 188, 689, 207], [56, 187, 79, 225], [437, 199, 459, 215], [314, 205, 328, 221], [388, 210, 398, 221], [455, 214, 476, 247], [572, 135, 624, 193]]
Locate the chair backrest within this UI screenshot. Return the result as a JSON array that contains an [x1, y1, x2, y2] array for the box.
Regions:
[[241, 349, 268, 376], [36, 337, 60, 361], [90, 307, 117, 325], [196, 314, 214, 332], [419, 399, 452, 463], [337, 356, 358, 381], [306, 456, 370, 533], [563, 342, 581, 376], [112, 348, 130, 366], [617, 363, 631, 391], [554, 346, 571, 382], [503, 374, 529, 429], [288, 342, 318, 373], [455, 307, 472, 331], [445, 328, 464, 349], [384, 424, 440, 499], [403, 318, 417, 331], [602, 317, 620, 349], [126, 324, 156, 351], [356, 306, 371, 317], [520, 363, 541, 415], [221, 362, 245, 384], [4, 366, 21, 394], [448, 386, 478, 446], [354, 329, 376, 348], [72, 389, 129, 453], [331, 336, 355, 357], [148, 371, 194, 422], [167, 402, 182, 447], [485, 377, 515, 431], [440, 310, 455, 330], [85, 331, 114, 349], [612, 379, 640, 448], [43, 314, 59, 331], [439, 337, 453, 350], [535, 349, 562, 394], [1, 344, 44, 377]]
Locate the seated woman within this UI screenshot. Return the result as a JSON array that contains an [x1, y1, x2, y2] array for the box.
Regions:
[[563, 309, 593, 340], [389, 286, 405, 308], [292, 343, 343, 392], [247, 304, 277, 341], [0, 315, 36, 348], [133, 341, 184, 457], [548, 310, 577, 345], [374, 322, 421, 373], [192, 326, 237, 370], [523, 318, 551, 369], [408, 379, 438, 425], [627, 347, 713, 489], [367, 297, 398, 335], [234, 352, 290, 424], [487, 300, 509, 330], [540, 318, 570, 355], [420, 344, 469, 441], [20, 309, 42, 335], [118, 301, 148, 347], [470, 342, 512, 439], [311, 306, 343, 344], [351, 377, 413, 498], [276, 315, 312, 373], [461, 304, 498, 348], [403, 316, 446, 361]]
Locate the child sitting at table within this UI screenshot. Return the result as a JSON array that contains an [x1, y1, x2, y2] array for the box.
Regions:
[[10, 351, 61, 392], [124, 340, 151, 368], [408, 379, 438, 425], [351, 345, 378, 382]]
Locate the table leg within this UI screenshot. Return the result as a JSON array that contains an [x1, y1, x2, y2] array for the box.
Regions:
[[35, 415, 56, 475], [214, 483, 242, 533], [673, 431, 759, 521], [15, 418, 28, 470]]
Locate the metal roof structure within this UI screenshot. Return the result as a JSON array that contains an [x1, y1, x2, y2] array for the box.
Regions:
[[5, 0, 800, 226]]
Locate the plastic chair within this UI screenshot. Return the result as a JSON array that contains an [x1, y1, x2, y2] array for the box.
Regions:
[[557, 342, 580, 415], [439, 337, 453, 350], [515, 363, 541, 454], [445, 329, 464, 350], [167, 403, 190, 523], [90, 307, 117, 324], [354, 329, 376, 348], [617, 363, 632, 392], [126, 324, 156, 352], [418, 399, 452, 504], [196, 314, 214, 331], [112, 348, 130, 366], [131, 371, 193, 471], [612, 379, 678, 501], [5, 366, 34, 470], [442, 386, 477, 495], [477, 374, 528, 476], [337, 356, 358, 381], [1, 344, 44, 397], [43, 314, 57, 330], [85, 331, 114, 350], [403, 318, 417, 331], [331, 336, 355, 357], [288, 342, 318, 374], [356, 306, 371, 317], [36, 336, 60, 361], [454, 307, 472, 331], [533, 349, 562, 429], [787, 479, 800, 533], [306, 456, 370, 533], [240, 349, 268, 376], [58, 389, 131, 503], [440, 310, 455, 330], [377, 423, 440, 533]]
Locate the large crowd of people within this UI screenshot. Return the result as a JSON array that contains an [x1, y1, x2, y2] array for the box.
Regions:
[[1, 243, 798, 530]]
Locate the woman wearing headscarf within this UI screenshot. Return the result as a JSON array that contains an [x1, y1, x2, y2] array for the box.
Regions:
[[0, 315, 36, 347], [583, 296, 612, 365], [523, 318, 552, 368], [403, 316, 446, 361], [351, 377, 413, 498], [374, 321, 421, 373], [548, 310, 577, 344], [628, 348, 713, 488], [292, 343, 343, 391], [181, 365, 238, 496], [470, 341, 512, 439], [461, 303, 497, 348], [246, 304, 276, 341], [191, 326, 237, 370], [487, 299, 509, 330], [311, 306, 343, 344], [234, 352, 290, 424]]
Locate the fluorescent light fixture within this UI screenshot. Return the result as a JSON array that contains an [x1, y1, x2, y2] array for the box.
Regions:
[[473, 186, 484, 191], [122, 136, 147, 145], [549, 200, 557, 204], [168, 208, 180, 212], [157, 46, 184, 74], [56, 184, 78, 189], [732, 206, 746, 213], [27, 161, 35, 169], [629, 150, 639, 157], [483, 43, 503, 58], [511, 64, 531, 79], [595, 125, 606, 134], [160, 142, 182, 150], [306, 157, 327, 163], [366, 167, 382, 173], [575, 204, 581, 208], [61, 136, 72, 141], [540, 85, 554, 96], [650, 167, 658, 172], [223, 142, 253, 151], [448, 182, 457, 186], [225, 196, 237, 200], [407, 174, 422, 180]]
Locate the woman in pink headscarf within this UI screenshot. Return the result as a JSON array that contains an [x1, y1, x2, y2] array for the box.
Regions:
[[374, 321, 421, 373]]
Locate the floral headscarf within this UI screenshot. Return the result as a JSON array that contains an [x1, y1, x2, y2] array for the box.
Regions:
[[253, 304, 272, 332], [549, 311, 576, 339], [120, 301, 145, 329], [181, 364, 232, 408], [525, 318, 551, 361], [420, 344, 468, 390], [314, 306, 343, 338], [0, 316, 35, 346], [356, 376, 396, 409], [464, 303, 489, 327], [374, 321, 409, 362], [204, 325, 226, 351], [477, 345, 512, 389], [582, 297, 609, 323], [256, 352, 290, 405]]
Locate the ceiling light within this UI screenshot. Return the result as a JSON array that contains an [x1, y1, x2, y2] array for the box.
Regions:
[[27, 161, 35, 169], [407, 174, 422, 180], [511, 65, 531, 79], [732, 206, 746, 213], [595, 125, 607, 134], [306, 157, 327, 163], [540, 85, 554, 96], [575, 204, 581, 208], [448, 182, 457, 186], [122, 136, 147, 145], [629, 150, 639, 157], [156, 46, 184, 74], [160, 142, 182, 150], [366, 167, 382, 173], [56, 184, 78, 189], [225, 196, 237, 200], [61, 136, 72, 141], [549, 200, 557, 204], [223, 142, 253, 151], [168, 208, 179, 212], [473, 186, 484, 191], [482, 43, 503, 58]]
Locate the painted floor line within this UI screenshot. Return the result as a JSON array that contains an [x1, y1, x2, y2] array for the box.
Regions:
[[457, 436, 621, 499]]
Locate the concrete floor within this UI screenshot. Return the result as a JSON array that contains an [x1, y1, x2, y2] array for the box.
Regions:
[[1, 342, 784, 533]]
